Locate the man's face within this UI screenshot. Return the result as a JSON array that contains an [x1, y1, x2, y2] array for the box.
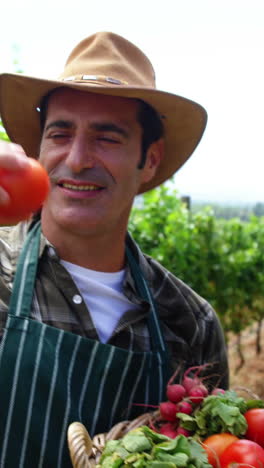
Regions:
[[39, 88, 162, 238]]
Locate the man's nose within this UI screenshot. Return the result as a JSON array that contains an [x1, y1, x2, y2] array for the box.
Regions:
[[65, 136, 96, 172]]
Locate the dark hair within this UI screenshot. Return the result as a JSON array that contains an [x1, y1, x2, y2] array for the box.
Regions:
[[136, 100, 164, 169], [38, 90, 164, 169], [38, 90, 54, 131]]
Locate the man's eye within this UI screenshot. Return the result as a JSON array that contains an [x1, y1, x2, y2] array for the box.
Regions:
[[51, 134, 67, 138], [48, 133, 69, 139], [99, 137, 120, 144]]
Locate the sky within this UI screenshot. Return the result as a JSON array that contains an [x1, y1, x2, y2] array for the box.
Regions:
[[1, 0, 264, 204]]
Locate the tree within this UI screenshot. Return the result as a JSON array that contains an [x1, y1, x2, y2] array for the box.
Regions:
[[253, 202, 264, 217], [129, 185, 264, 356]]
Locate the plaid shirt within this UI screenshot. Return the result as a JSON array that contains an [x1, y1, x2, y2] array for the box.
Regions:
[[0, 221, 229, 389]]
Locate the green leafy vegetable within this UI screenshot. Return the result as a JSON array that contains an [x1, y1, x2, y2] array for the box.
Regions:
[[178, 390, 249, 437], [245, 399, 264, 410], [97, 426, 212, 468], [122, 430, 152, 452]]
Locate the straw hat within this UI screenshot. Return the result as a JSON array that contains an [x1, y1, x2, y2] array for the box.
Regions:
[[0, 31, 207, 193]]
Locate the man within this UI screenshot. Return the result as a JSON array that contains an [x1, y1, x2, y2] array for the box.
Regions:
[[0, 32, 228, 467]]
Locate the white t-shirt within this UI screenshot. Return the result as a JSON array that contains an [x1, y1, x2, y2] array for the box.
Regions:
[[60, 260, 138, 343]]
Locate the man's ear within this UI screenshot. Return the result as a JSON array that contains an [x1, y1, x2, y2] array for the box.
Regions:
[[142, 138, 164, 183]]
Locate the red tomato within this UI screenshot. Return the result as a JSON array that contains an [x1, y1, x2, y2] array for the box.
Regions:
[[0, 158, 49, 224], [202, 433, 238, 468], [244, 408, 264, 448], [219, 439, 264, 468]]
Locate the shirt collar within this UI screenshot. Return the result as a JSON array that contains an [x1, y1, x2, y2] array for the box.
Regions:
[[25, 220, 151, 304]]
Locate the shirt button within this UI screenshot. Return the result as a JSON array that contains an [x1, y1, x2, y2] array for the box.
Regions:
[[48, 247, 58, 259], [73, 294, 82, 304]]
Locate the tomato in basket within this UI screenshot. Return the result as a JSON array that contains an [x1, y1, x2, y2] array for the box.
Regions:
[[219, 439, 264, 468], [244, 408, 264, 447], [202, 433, 239, 468]]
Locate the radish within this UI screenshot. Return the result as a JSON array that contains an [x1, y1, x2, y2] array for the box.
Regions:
[[175, 427, 191, 437], [182, 364, 211, 394], [182, 375, 198, 394], [188, 386, 206, 405], [159, 423, 178, 439], [166, 384, 186, 403], [159, 401, 177, 422], [211, 388, 226, 395], [197, 383, 208, 397], [175, 401, 193, 415]]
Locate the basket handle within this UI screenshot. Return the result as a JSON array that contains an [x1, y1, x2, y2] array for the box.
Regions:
[[67, 422, 93, 468]]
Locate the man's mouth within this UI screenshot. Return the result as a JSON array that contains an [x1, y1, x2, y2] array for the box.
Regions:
[[59, 182, 103, 191]]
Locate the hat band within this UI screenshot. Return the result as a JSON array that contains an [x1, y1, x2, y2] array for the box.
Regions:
[[61, 74, 128, 85]]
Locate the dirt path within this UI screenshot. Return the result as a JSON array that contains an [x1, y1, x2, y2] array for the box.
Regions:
[[228, 323, 264, 399]]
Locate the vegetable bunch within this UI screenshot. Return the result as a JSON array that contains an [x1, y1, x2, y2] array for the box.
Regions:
[[97, 426, 212, 468], [154, 365, 264, 441]]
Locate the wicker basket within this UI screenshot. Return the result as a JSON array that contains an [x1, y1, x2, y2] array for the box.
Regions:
[[67, 411, 159, 468]]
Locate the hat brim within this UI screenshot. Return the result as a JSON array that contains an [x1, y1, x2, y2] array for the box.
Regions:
[[0, 73, 207, 194]]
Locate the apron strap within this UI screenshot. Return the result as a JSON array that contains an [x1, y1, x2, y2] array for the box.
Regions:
[[9, 221, 41, 318], [125, 246, 169, 355]]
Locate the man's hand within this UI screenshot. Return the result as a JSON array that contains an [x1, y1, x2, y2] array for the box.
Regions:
[[0, 141, 31, 225]]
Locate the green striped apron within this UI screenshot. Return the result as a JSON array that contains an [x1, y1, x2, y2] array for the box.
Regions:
[[0, 222, 171, 467]]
